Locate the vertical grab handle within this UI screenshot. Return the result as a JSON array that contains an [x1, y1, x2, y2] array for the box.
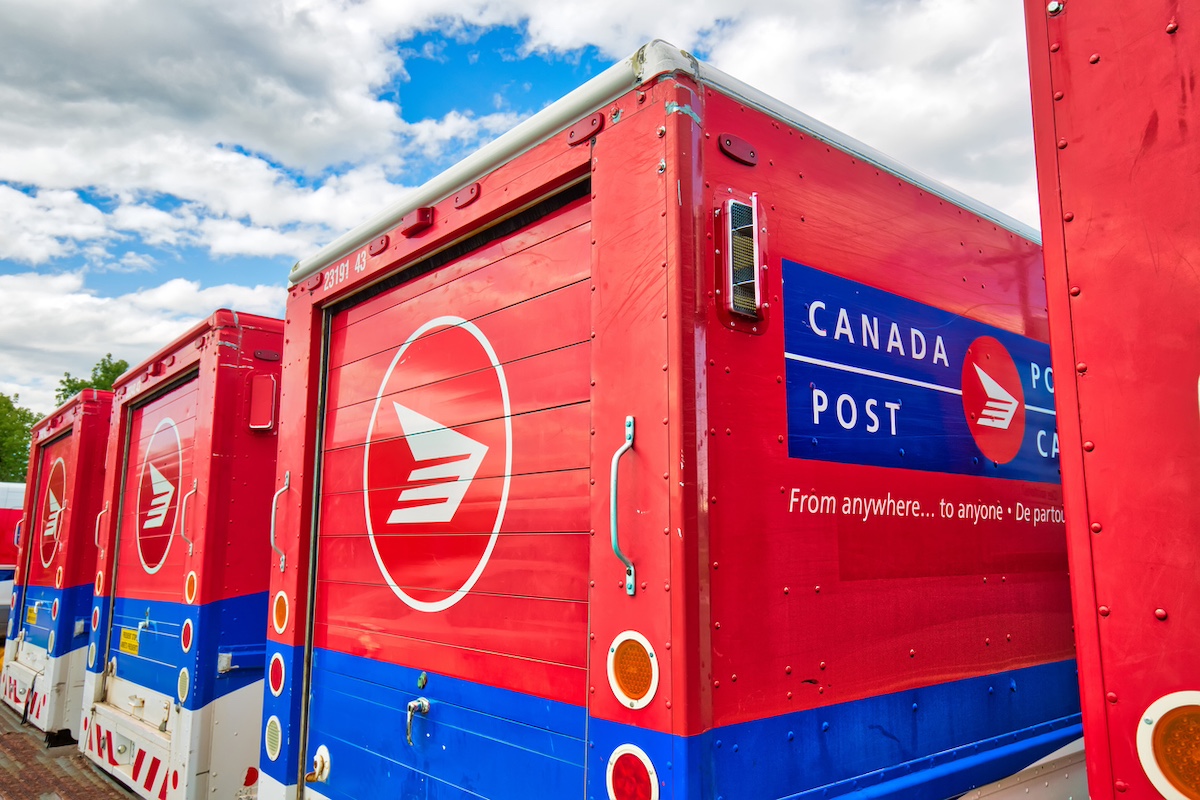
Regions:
[[94, 504, 108, 547], [270, 471, 290, 572], [14, 517, 23, 547], [179, 480, 197, 555], [609, 416, 636, 596], [406, 697, 430, 746]]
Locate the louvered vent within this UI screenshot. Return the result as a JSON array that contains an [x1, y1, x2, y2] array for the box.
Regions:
[[725, 197, 761, 318]]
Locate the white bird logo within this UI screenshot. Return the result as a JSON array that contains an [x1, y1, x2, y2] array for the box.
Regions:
[[43, 488, 62, 539], [973, 364, 1019, 430], [143, 463, 175, 529], [387, 402, 488, 525]]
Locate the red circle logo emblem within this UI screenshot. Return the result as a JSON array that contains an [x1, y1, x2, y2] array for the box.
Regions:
[[40, 458, 67, 568], [364, 317, 511, 613], [136, 418, 183, 573], [961, 336, 1026, 464]]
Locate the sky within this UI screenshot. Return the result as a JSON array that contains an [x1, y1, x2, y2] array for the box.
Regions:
[[0, 0, 1039, 414]]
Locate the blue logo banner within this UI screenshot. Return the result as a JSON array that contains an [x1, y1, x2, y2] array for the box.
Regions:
[[782, 259, 1059, 483]]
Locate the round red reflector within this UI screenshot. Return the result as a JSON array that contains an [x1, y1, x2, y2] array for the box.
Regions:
[[269, 652, 285, 696], [91, 607, 100, 631], [244, 767, 259, 787], [181, 619, 193, 653], [610, 753, 652, 800], [172, 770, 179, 790]]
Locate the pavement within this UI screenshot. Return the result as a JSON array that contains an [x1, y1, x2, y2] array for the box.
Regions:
[[0, 702, 132, 800]]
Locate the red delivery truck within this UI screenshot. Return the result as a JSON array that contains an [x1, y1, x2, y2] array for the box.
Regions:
[[1, 481, 27, 659], [2, 390, 112, 743], [1024, 2, 1200, 798], [260, 41, 1080, 800], [80, 310, 283, 800]]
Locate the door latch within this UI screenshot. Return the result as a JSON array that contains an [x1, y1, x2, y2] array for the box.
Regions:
[[304, 744, 331, 783], [406, 698, 430, 746]]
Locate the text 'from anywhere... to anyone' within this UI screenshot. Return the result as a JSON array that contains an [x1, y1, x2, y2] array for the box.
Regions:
[[787, 490, 1064, 526]]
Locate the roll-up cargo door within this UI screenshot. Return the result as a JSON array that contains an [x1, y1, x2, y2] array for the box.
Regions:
[[302, 192, 593, 799], [11, 429, 75, 673], [101, 374, 200, 737]]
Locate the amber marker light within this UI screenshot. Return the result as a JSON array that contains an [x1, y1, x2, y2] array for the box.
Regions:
[[607, 630, 660, 710], [1138, 691, 1200, 799]]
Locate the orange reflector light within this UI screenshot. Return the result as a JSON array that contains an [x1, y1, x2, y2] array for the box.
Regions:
[[273, 591, 289, 634], [606, 631, 660, 709], [1153, 704, 1200, 799], [613, 640, 653, 700]]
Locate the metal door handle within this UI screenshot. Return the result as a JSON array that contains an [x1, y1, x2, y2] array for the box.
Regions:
[[406, 697, 430, 745], [14, 516, 23, 546], [94, 503, 108, 547], [609, 416, 636, 596], [304, 745, 331, 783], [179, 480, 197, 555], [269, 471, 289, 572]]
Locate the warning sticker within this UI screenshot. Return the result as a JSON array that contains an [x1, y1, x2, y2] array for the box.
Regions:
[[119, 628, 140, 656], [25, 606, 37, 625]]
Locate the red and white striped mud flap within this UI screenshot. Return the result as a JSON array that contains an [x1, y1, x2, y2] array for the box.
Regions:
[[84, 714, 172, 800]]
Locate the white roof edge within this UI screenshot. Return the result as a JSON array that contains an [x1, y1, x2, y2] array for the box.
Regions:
[[290, 40, 1037, 286]]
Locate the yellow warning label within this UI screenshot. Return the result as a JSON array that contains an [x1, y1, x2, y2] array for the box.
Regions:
[[25, 606, 36, 625], [119, 628, 139, 656]]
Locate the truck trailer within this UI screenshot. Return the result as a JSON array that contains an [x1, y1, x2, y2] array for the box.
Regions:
[[81, 310, 284, 800], [261, 41, 1080, 800], [3, 389, 112, 743]]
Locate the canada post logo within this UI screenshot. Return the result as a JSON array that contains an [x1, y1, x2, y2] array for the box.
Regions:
[[39, 458, 67, 568], [962, 336, 1027, 464], [136, 418, 183, 574], [364, 316, 512, 613], [782, 259, 1059, 483]]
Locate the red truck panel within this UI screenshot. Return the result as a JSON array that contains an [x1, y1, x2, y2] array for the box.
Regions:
[[1025, 3, 1200, 798], [112, 376, 199, 601]]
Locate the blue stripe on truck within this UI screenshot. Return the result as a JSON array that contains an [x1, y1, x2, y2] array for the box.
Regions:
[[284, 650, 1078, 799]]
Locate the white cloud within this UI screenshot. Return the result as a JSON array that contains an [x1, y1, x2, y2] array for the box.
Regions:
[[0, 186, 112, 264], [0, 270, 284, 412], [0, 1, 1044, 409]]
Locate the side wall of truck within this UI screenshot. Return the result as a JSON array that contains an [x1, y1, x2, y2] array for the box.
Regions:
[[688, 79, 1079, 799]]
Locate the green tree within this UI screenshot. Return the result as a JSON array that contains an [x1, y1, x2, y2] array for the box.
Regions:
[[55, 353, 129, 405], [0, 392, 39, 482]]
